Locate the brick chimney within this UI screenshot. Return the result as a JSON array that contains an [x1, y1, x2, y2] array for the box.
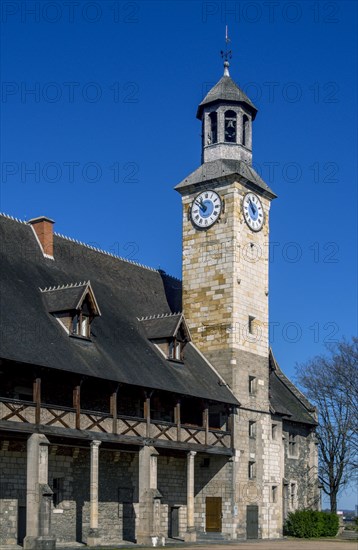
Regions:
[[28, 216, 55, 258]]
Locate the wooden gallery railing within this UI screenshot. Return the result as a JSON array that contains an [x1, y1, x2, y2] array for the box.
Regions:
[[0, 382, 233, 450]]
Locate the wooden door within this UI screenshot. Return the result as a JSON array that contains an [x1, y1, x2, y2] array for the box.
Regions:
[[169, 506, 179, 538], [246, 505, 259, 539], [205, 497, 222, 532]]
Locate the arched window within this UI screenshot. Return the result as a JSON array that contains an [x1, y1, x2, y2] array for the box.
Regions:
[[224, 110, 237, 143], [208, 112, 217, 144], [243, 115, 250, 147]]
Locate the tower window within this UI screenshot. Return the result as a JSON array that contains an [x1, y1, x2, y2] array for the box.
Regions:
[[272, 485, 278, 503], [249, 376, 256, 395], [242, 114, 250, 146], [249, 420, 256, 438], [224, 110, 237, 143], [248, 461, 256, 479], [208, 112, 217, 144], [248, 315, 255, 334]]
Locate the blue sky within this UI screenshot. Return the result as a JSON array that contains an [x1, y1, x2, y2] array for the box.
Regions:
[[1, 1, 357, 508]]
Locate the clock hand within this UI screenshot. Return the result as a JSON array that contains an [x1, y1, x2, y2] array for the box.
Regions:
[[196, 198, 207, 212]]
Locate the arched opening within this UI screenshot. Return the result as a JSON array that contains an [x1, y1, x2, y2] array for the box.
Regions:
[[224, 110, 237, 143], [243, 114, 250, 147], [208, 111, 217, 144]]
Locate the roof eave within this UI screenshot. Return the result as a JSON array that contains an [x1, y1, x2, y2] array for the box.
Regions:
[[196, 99, 258, 121]]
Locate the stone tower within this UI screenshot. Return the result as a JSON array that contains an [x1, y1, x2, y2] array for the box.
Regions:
[[175, 59, 282, 538]]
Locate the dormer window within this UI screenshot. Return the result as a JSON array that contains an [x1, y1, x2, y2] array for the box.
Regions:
[[40, 281, 101, 340], [168, 337, 184, 361], [138, 312, 191, 364], [71, 312, 90, 338], [224, 110, 237, 143]]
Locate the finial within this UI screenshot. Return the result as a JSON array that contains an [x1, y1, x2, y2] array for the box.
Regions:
[[220, 25, 232, 75]]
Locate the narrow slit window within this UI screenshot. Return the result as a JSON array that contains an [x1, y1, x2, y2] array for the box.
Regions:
[[249, 420, 256, 438], [248, 461, 256, 479], [272, 423, 278, 440], [249, 376, 256, 395], [290, 482, 297, 509], [288, 433, 298, 457], [248, 315, 255, 334], [272, 485, 278, 503]]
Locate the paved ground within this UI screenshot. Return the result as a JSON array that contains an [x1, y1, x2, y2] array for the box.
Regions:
[[53, 538, 358, 550]]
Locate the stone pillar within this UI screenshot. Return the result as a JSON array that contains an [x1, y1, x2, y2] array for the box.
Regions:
[[87, 440, 101, 547], [185, 451, 196, 542], [230, 451, 240, 540], [24, 433, 55, 550], [137, 446, 164, 546]]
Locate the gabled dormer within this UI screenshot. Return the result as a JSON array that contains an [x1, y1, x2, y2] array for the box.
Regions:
[[40, 281, 101, 339], [138, 312, 191, 362]]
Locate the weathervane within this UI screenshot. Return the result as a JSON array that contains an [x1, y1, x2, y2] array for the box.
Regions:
[[220, 25, 232, 63]]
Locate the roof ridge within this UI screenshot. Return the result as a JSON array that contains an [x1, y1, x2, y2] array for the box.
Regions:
[[40, 281, 90, 293], [137, 312, 182, 321], [158, 270, 182, 284], [0, 212, 182, 279], [0, 212, 27, 224], [54, 232, 157, 273]]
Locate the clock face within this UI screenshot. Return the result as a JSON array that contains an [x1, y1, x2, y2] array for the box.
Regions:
[[242, 192, 264, 231], [190, 190, 222, 229]]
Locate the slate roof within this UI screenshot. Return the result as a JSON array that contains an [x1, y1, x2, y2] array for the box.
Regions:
[[0, 214, 238, 406], [175, 159, 276, 199], [197, 75, 258, 120], [41, 282, 100, 314], [269, 349, 317, 425], [139, 313, 189, 340]]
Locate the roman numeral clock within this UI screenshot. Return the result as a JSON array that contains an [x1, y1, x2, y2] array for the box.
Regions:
[[190, 191, 222, 228]]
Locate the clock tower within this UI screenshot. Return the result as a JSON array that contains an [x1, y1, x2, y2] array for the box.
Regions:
[[175, 59, 280, 538]]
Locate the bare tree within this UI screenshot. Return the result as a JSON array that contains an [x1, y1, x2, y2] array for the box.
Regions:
[[296, 337, 358, 513]]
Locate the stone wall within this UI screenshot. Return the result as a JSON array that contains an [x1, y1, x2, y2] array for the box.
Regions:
[[0, 443, 27, 545], [283, 421, 320, 515]]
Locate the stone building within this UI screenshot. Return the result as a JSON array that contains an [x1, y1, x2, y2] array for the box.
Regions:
[[0, 60, 320, 548]]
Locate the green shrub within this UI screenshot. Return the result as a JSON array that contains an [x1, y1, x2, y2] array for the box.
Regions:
[[321, 512, 339, 536], [284, 510, 339, 538]]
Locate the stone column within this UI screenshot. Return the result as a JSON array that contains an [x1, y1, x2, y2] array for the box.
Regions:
[[87, 440, 101, 547], [24, 433, 55, 550], [185, 451, 196, 542], [137, 446, 163, 546]]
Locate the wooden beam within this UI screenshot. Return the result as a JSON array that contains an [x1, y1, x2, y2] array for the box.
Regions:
[[203, 408, 209, 446], [33, 378, 41, 425], [0, 420, 233, 455], [73, 386, 81, 430], [175, 401, 181, 442], [144, 396, 151, 438], [110, 392, 117, 435]]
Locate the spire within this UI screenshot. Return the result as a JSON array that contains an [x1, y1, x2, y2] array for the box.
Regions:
[[221, 25, 232, 76]]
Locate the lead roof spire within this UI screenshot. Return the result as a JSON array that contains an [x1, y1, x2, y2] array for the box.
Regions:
[[221, 25, 232, 76]]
